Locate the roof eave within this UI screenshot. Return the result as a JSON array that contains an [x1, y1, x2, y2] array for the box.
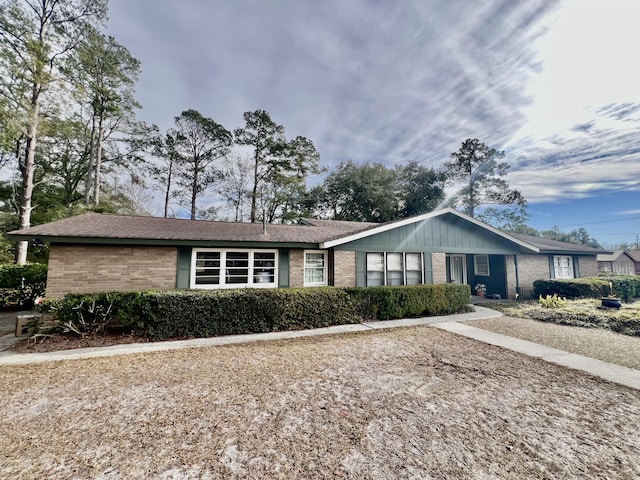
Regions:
[[10, 234, 320, 249]]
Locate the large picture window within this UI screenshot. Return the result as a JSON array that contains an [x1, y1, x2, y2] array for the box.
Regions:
[[553, 255, 574, 279], [192, 249, 277, 288], [304, 251, 327, 286], [366, 252, 423, 286]]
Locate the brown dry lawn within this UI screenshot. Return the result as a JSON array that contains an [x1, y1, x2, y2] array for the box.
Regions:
[[1, 326, 640, 479], [470, 316, 640, 370]]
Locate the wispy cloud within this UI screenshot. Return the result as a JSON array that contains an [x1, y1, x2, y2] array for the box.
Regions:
[[107, 0, 640, 206]]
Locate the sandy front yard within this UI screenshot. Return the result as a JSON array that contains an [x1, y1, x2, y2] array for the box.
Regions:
[[1, 326, 639, 479]]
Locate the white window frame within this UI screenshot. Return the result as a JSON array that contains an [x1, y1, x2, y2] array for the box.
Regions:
[[304, 250, 327, 286], [191, 248, 278, 289], [553, 255, 574, 279], [474, 255, 490, 276], [365, 252, 424, 286]]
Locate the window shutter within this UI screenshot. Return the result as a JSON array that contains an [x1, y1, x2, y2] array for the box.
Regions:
[[278, 250, 290, 288], [176, 247, 192, 289]]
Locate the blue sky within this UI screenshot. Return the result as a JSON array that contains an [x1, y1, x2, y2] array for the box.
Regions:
[[106, 0, 640, 247]]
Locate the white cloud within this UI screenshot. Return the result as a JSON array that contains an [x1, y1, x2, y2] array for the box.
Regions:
[[106, 0, 640, 210]]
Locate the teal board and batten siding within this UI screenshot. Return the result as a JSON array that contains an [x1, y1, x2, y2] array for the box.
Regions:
[[333, 215, 522, 287]]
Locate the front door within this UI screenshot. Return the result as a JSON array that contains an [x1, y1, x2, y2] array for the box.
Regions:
[[449, 254, 467, 284]]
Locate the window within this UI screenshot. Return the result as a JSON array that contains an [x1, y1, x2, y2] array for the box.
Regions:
[[474, 255, 490, 276], [598, 262, 613, 273], [192, 249, 277, 288], [386, 253, 404, 286], [366, 253, 385, 286], [366, 252, 423, 286], [553, 255, 574, 279], [405, 253, 423, 285], [304, 251, 327, 286]]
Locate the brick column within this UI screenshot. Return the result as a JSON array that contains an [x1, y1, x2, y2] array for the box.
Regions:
[[333, 251, 356, 287], [431, 252, 447, 284]]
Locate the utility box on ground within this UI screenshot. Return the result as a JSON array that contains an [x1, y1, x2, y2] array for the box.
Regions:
[[15, 312, 41, 337]]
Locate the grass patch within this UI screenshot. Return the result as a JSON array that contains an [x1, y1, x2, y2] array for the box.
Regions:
[[490, 299, 640, 336]]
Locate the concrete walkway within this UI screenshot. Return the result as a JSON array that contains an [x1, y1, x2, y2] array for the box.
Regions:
[[1, 305, 639, 391]]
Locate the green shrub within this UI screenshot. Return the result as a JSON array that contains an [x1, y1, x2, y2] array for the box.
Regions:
[[46, 284, 471, 340], [117, 287, 361, 340], [0, 263, 47, 309], [534, 276, 640, 302], [538, 294, 567, 309], [345, 284, 470, 321]]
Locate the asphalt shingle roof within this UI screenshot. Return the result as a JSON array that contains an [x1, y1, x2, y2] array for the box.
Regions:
[[7, 213, 378, 245], [8, 211, 608, 255], [509, 233, 606, 253]]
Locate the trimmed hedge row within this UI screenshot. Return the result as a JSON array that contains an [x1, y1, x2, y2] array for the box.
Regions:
[[533, 276, 640, 302], [346, 283, 471, 320], [0, 263, 48, 309], [44, 284, 471, 340]]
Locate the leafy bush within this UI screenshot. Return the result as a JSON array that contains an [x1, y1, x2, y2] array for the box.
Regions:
[[115, 288, 360, 340], [45, 284, 471, 340], [533, 276, 640, 302], [0, 263, 48, 309], [345, 284, 470, 320], [538, 294, 567, 309]]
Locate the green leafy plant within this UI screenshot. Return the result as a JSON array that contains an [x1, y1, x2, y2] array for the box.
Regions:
[[45, 284, 471, 340], [534, 276, 640, 302], [539, 294, 567, 309], [0, 263, 48, 309]]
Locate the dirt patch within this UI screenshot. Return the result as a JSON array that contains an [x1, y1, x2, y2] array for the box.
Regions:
[[471, 316, 640, 370], [8, 331, 153, 353], [1, 326, 639, 479]]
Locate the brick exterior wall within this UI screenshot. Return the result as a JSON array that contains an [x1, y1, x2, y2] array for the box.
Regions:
[[46, 245, 178, 298], [431, 253, 447, 284], [503, 255, 518, 300], [512, 254, 551, 299], [333, 250, 356, 287], [289, 249, 304, 288], [579, 256, 598, 278]]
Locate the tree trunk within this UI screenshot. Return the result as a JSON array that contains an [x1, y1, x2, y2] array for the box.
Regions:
[[250, 151, 260, 223], [190, 166, 198, 220], [467, 162, 475, 218], [15, 88, 41, 265], [164, 159, 173, 218], [92, 114, 104, 205], [85, 115, 97, 205]]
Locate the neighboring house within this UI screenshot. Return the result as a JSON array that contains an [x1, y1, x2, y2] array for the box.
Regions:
[[8, 208, 606, 299], [625, 250, 640, 275], [597, 250, 636, 275]]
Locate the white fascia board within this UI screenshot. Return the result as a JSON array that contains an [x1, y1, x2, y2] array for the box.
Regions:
[[320, 207, 540, 252]]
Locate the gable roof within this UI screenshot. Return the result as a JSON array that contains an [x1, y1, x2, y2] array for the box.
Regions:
[[7, 212, 377, 246], [7, 208, 608, 255], [626, 250, 640, 262], [596, 250, 634, 262], [319, 208, 541, 252]]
